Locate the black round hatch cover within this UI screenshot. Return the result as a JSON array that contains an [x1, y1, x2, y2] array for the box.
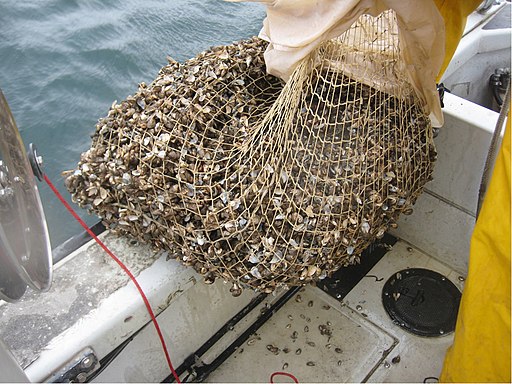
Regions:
[[382, 268, 462, 337]]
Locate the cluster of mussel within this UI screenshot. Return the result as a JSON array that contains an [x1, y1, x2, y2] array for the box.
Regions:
[[66, 37, 436, 295]]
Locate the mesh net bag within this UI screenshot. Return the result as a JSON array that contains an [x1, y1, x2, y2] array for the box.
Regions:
[[66, 11, 436, 295]]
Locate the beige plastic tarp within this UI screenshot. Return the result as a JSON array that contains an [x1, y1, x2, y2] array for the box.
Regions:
[[230, 0, 445, 127]]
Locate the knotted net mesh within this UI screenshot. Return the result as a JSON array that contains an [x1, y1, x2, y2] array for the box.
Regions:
[[66, 11, 436, 295]]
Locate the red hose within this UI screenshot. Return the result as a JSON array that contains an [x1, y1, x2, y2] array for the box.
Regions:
[[270, 371, 299, 383]]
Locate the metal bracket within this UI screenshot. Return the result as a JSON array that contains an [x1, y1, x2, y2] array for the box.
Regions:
[[45, 347, 100, 383], [477, 0, 496, 14], [28, 143, 44, 181], [436, 83, 450, 109]]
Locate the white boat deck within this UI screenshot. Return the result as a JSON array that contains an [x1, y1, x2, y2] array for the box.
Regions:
[[205, 241, 464, 383]]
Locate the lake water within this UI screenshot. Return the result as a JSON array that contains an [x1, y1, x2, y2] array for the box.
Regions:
[[0, 0, 265, 248]]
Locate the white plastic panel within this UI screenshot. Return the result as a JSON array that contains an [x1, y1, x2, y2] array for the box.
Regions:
[[429, 93, 498, 215], [390, 91, 502, 274], [391, 191, 474, 274]]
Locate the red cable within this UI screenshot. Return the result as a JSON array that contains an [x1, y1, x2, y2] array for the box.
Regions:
[[270, 371, 299, 383], [44, 175, 181, 383]]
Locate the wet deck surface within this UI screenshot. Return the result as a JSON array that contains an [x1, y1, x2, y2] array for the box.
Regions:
[[205, 240, 465, 383], [206, 287, 395, 383], [0, 232, 162, 368]]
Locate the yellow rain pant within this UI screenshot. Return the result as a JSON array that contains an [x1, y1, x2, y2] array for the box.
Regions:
[[433, 1, 511, 381], [440, 111, 511, 382]]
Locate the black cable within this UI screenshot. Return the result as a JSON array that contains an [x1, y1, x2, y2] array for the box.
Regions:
[[52, 220, 106, 264], [85, 324, 146, 382], [489, 71, 509, 107], [165, 286, 300, 383]]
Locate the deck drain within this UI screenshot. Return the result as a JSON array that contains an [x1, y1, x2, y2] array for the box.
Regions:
[[382, 268, 461, 337]]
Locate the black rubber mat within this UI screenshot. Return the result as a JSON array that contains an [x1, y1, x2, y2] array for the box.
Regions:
[[382, 268, 462, 337], [317, 233, 397, 301]]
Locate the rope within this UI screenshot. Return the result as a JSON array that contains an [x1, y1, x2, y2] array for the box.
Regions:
[[43, 174, 181, 383], [477, 80, 511, 217]]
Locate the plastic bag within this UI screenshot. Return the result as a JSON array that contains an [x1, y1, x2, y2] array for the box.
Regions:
[[229, 0, 445, 126]]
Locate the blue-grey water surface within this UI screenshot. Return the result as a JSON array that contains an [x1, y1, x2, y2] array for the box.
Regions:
[[0, 0, 265, 248]]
